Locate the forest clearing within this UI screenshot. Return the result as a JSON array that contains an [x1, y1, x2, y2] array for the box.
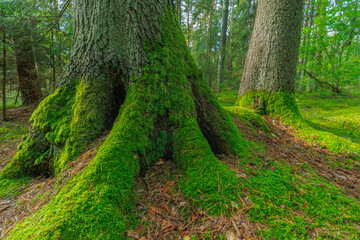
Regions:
[[0, 0, 359, 239]]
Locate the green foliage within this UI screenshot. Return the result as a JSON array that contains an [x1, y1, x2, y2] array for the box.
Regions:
[[297, 0, 360, 92]]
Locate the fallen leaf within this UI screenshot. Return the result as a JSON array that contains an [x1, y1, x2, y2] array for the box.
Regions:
[[225, 231, 236, 240], [191, 211, 199, 220], [231, 201, 239, 209]]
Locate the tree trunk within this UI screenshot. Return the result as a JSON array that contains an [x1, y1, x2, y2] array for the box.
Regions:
[[298, 0, 311, 91], [3, 1, 246, 238], [217, 0, 230, 92], [2, 28, 6, 120], [50, 0, 58, 93], [227, 0, 235, 71], [187, 0, 192, 48], [14, 24, 42, 105], [238, 0, 304, 117]]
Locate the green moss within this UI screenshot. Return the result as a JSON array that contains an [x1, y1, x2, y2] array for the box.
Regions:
[[237, 90, 301, 120], [240, 156, 360, 239], [0, 176, 30, 199], [5, 8, 247, 239], [226, 106, 269, 133], [2, 78, 117, 177], [237, 90, 360, 159]]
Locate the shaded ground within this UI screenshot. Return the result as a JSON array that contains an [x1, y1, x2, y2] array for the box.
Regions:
[[1, 103, 359, 239]]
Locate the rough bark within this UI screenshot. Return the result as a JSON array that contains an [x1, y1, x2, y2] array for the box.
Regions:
[[238, 0, 304, 95], [14, 24, 42, 105], [217, 0, 230, 92], [3, 1, 246, 238]]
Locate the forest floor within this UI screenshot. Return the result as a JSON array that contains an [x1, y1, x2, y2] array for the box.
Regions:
[[0, 91, 359, 239]]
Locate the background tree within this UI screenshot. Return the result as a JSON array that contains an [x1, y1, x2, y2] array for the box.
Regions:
[[3, 1, 246, 238], [217, 0, 230, 92], [237, 0, 304, 118], [0, 0, 72, 111]]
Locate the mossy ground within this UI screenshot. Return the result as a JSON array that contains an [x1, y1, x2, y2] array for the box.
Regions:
[[220, 89, 360, 159], [1, 9, 247, 239], [1, 90, 359, 239], [216, 89, 360, 239]]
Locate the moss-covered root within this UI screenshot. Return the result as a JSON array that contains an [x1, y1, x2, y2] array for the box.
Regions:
[[191, 76, 248, 157], [237, 90, 301, 120], [6, 87, 154, 240], [173, 120, 241, 215], [2, 79, 120, 178]]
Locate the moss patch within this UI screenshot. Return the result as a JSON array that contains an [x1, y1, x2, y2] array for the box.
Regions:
[[237, 90, 360, 159]]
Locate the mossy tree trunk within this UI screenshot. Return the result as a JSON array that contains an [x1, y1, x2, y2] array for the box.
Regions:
[[237, 0, 304, 118], [3, 1, 247, 238], [14, 23, 42, 105]]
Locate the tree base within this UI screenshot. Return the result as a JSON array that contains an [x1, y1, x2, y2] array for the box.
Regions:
[[3, 9, 248, 239], [237, 90, 301, 120]]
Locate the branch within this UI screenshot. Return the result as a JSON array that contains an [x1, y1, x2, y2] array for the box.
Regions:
[[304, 70, 341, 93], [29, 0, 71, 51]]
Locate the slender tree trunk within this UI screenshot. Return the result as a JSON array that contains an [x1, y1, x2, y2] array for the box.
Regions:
[[187, 0, 191, 48], [306, 0, 317, 92], [4, 1, 245, 238], [2, 28, 6, 120], [217, 0, 230, 92], [206, 0, 216, 56], [50, 0, 58, 93], [298, 0, 311, 91], [14, 23, 42, 105], [176, 0, 182, 23], [227, 0, 235, 71], [238, 0, 304, 116]]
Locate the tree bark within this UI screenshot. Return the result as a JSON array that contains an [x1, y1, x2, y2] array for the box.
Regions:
[[3, 1, 246, 238], [238, 0, 304, 117], [217, 0, 230, 92], [239, 0, 304, 95], [14, 23, 42, 105]]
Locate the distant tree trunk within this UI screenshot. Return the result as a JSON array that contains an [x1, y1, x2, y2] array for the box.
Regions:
[[217, 0, 230, 92], [176, 0, 182, 23], [3, 1, 245, 238], [306, 1, 317, 92], [14, 24, 42, 105], [206, 0, 216, 56], [227, 0, 235, 71], [50, 0, 59, 93], [187, 0, 192, 48], [298, 0, 310, 91], [2, 28, 7, 120], [238, 0, 304, 117]]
